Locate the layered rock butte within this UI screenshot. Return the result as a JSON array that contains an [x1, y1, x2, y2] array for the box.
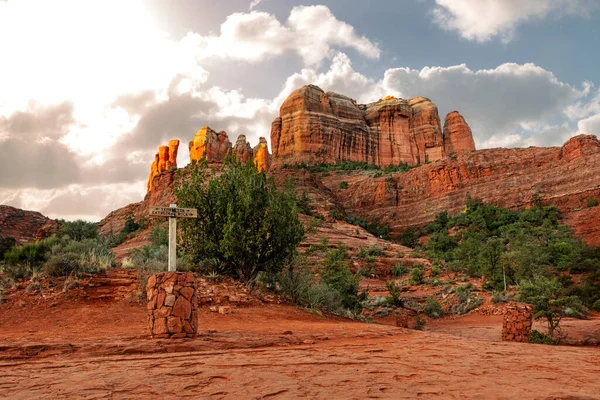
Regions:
[[270, 85, 475, 167], [111, 85, 600, 246], [146, 128, 271, 194]]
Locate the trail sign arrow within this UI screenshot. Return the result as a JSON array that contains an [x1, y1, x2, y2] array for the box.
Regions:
[[149, 204, 198, 272]]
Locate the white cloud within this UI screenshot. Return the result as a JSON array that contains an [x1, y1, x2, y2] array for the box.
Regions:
[[0, 182, 146, 221], [578, 113, 600, 134], [377, 62, 586, 146], [183, 6, 380, 66], [432, 0, 599, 42]]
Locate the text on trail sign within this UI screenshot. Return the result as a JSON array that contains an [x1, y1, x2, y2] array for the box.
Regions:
[[149, 206, 198, 218], [148, 204, 198, 272]]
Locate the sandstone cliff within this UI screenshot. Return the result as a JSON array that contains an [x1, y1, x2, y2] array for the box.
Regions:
[[147, 140, 179, 192], [146, 130, 272, 194], [253, 137, 271, 172], [325, 134, 600, 246], [189, 127, 231, 163], [0, 205, 57, 245], [270, 85, 475, 167], [443, 111, 476, 156]]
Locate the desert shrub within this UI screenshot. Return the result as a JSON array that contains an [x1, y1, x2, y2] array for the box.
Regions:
[[339, 181, 349, 189], [328, 209, 345, 220], [176, 157, 304, 283], [410, 264, 425, 285], [423, 298, 443, 319], [278, 266, 314, 305], [410, 248, 425, 258], [0, 234, 16, 259], [42, 253, 80, 277], [386, 281, 403, 306], [431, 263, 442, 277], [356, 264, 376, 278], [56, 219, 98, 241], [491, 291, 514, 304], [586, 197, 599, 208], [367, 246, 385, 257], [392, 263, 410, 277], [529, 330, 554, 345], [345, 215, 391, 240], [414, 315, 426, 330], [357, 247, 368, 258], [591, 299, 600, 312], [398, 228, 419, 248], [306, 238, 329, 254], [320, 247, 363, 311], [150, 225, 169, 247], [296, 190, 315, 216], [519, 275, 585, 340]]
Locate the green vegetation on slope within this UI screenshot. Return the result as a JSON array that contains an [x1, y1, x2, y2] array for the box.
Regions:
[[421, 195, 600, 309]]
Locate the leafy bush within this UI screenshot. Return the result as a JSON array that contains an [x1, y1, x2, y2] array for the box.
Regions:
[[56, 219, 98, 241], [42, 253, 80, 277], [392, 263, 410, 277], [410, 264, 425, 285], [586, 197, 599, 208], [386, 281, 402, 306], [519, 275, 585, 340], [592, 299, 600, 312], [306, 238, 329, 254], [320, 247, 363, 311], [328, 209, 345, 220], [150, 225, 169, 247], [0, 235, 16, 259], [367, 246, 385, 257], [423, 297, 442, 319], [296, 190, 315, 216], [529, 330, 554, 345], [345, 215, 391, 240], [339, 181, 349, 189], [431, 263, 442, 277], [175, 157, 304, 283]]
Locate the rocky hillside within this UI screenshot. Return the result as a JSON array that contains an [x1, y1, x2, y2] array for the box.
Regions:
[[0, 205, 57, 245]]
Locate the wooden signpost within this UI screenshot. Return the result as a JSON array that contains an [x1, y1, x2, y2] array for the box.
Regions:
[[149, 204, 198, 272]]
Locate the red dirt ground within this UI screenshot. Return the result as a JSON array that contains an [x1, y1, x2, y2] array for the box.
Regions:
[[1, 275, 600, 399]]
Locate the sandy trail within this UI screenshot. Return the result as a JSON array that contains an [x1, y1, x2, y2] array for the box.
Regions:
[[1, 298, 600, 399]]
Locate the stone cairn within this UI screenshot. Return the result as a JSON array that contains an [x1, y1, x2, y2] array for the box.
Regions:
[[147, 271, 198, 338], [502, 303, 533, 342]]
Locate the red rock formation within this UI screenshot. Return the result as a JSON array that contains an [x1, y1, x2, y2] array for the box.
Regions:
[[270, 85, 475, 167], [233, 135, 253, 164], [253, 137, 271, 172], [443, 111, 476, 155], [189, 126, 231, 163], [408, 96, 445, 163], [330, 134, 600, 245], [0, 205, 55, 245], [147, 140, 179, 192]]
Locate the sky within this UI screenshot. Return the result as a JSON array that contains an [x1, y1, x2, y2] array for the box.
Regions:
[[0, 0, 599, 221]]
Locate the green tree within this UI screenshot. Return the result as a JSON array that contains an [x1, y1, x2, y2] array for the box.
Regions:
[[56, 219, 99, 241], [175, 157, 304, 283], [518, 275, 584, 342]]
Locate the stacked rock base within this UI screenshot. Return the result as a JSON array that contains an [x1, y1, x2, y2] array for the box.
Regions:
[[502, 303, 533, 342], [147, 272, 198, 339]]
